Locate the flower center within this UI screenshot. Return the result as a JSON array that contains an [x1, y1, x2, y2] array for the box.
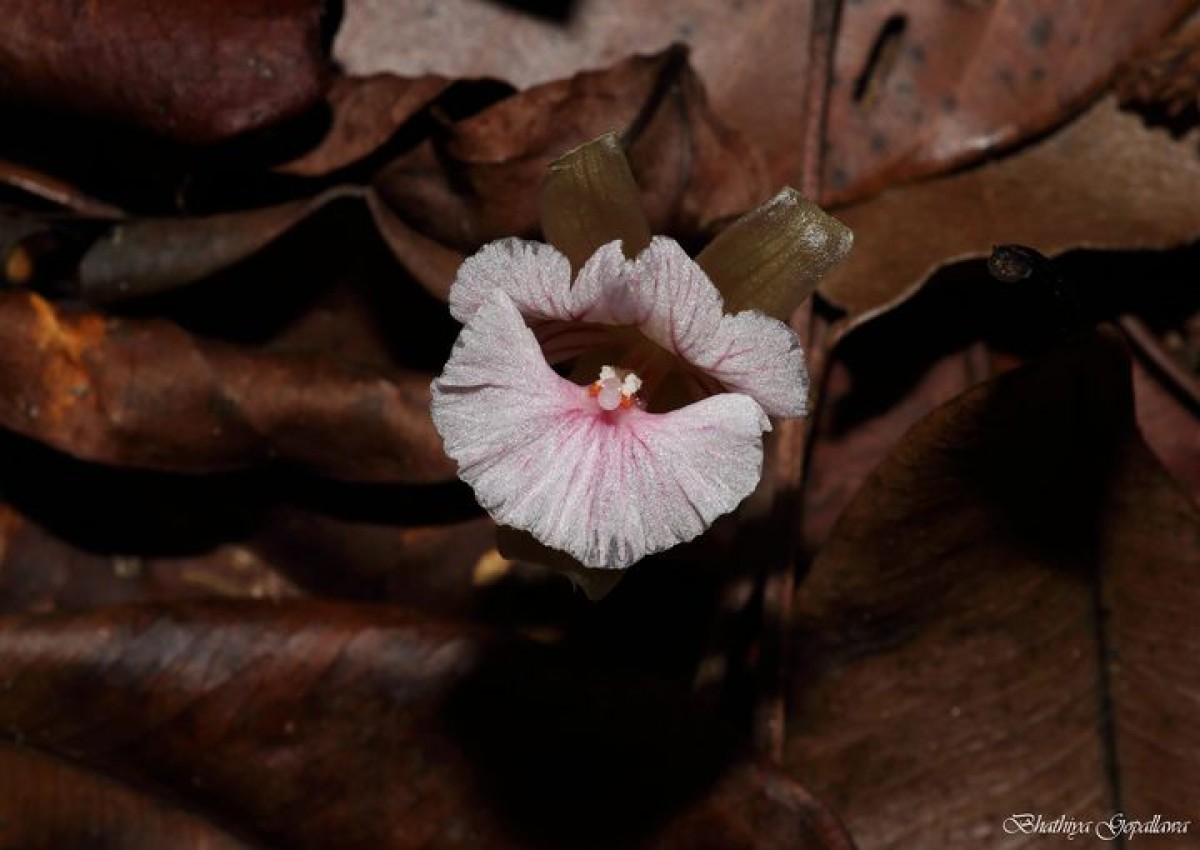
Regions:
[[587, 365, 642, 411]]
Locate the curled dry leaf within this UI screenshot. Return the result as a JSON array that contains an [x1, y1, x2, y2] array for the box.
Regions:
[[277, 73, 451, 177], [821, 99, 1200, 327], [2, 192, 354, 303], [336, 0, 826, 187], [372, 48, 770, 298], [0, 0, 329, 144], [366, 190, 474, 301], [75, 188, 359, 303], [0, 429, 494, 619], [823, 0, 1196, 204], [0, 292, 453, 482], [786, 332, 1200, 848], [0, 602, 851, 850], [7, 50, 773, 306]]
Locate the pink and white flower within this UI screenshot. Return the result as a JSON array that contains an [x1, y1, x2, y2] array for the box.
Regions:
[[430, 235, 809, 570]]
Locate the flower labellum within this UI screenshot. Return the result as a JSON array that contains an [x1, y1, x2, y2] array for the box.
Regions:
[[431, 236, 811, 569], [431, 133, 851, 573]]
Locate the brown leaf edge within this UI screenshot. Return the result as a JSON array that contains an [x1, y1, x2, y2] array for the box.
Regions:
[[820, 99, 1200, 330]]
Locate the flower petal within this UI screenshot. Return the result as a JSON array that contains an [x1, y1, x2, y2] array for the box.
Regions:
[[448, 236, 808, 418], [447, 238, 573, 324], [431, 291, 771, 569], [572, 238, 724, 342], [568, 239, 641, 324], [574, 238, 808, 417], [693, 311, 809, 417]]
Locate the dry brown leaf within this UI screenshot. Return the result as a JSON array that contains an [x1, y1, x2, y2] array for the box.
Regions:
[[336, 0, 823, 186], [0, 158, 124, 218], [253, 512, 497, 615], [277, 74, 451, 177], [0, 504, 300, 615], [1132, 356, 1200, 502], [0, 602, 852, 849], [0, 431, 496, 619], [822, 0, 1195, 204], [645, 764, 856, 850], [337, 1, 1195, 200], [0, 292, 453, 482], [0, 0, 329, 144], [802, 342, 983, 554], [76, 189, 359, 302], [0, 744, 255, 850], [786, 332, 1200, 848], [1118, 15, 1200, 119], [1, 191, 360, 302], [371, 48, 770, 298], [821, 99, 1200, 327], [366, 190, 468, 301]]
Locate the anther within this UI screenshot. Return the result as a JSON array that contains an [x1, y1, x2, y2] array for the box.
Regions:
[[590, 365, 642, 411]]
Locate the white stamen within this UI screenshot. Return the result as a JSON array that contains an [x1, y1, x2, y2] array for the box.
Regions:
[[597, 383, 623, 411], [591, 365, 642, 411]]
